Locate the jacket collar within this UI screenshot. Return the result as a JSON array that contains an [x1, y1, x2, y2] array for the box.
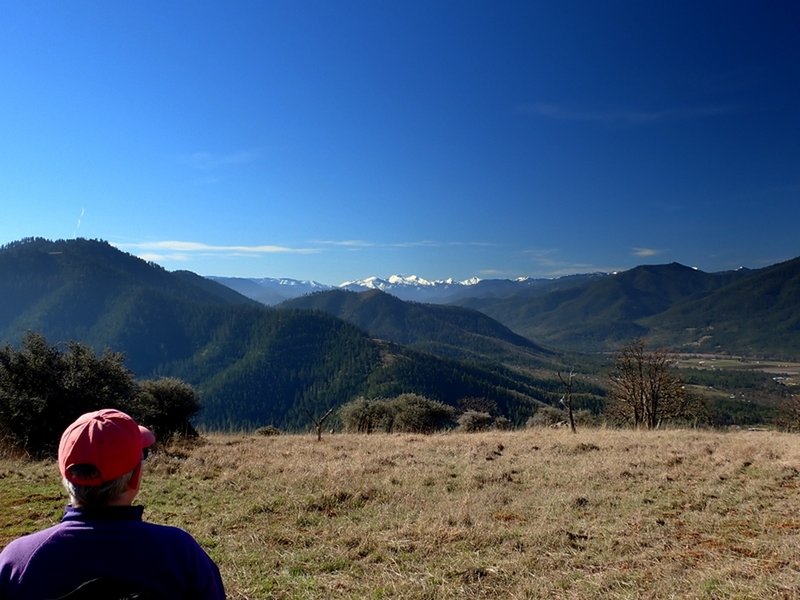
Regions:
[[62, 504, 145, 522]]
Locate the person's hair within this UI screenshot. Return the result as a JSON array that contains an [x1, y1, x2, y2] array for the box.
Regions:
[[63, 464, 136, 508]]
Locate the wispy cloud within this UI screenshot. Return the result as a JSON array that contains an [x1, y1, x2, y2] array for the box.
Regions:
[[521, 248, 622, 277], [178, 149, 262, 170], [113, 240, 319, 258], [137, 252, 192, 263], [314, 240, 377, 249], [314, 239, 496, 250], [520, 246, 666, 277], [632, 247, 662, 258], [115, 239, 495, 263], [520, 102, 736, 126], [478, 269, 507, 277]]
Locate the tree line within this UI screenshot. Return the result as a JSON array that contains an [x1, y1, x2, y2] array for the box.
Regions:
[[2, 332, 793, 455], [0, 332, 200, 457]]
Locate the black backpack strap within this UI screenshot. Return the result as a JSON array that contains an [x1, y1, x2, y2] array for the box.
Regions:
[[52, 577, 159, 600]]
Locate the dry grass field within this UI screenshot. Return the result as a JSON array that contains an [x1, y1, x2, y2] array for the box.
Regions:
[[3, 427, 800, 599]]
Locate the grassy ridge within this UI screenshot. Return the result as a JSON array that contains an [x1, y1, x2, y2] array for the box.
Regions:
[[3, 429, 800, 598]]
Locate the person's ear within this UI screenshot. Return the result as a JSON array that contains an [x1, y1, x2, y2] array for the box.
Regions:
[[128, 462, 143, 491]]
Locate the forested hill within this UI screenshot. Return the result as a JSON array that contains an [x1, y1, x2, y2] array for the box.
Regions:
[[459, 263, 742, 349], [460, 260, 800, 358], [0, 237, 253, 336], [278, 288, 553, 365], [0, 237, 256, 374], [643, 257, 800, 357], [0, 238, 561, 429]]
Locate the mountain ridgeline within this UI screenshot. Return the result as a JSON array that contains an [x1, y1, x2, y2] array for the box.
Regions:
[[218, 259, 800, 358], [0, 239, 562, 429], [460, 261, 800, 357], [3, 238, 798, 432]]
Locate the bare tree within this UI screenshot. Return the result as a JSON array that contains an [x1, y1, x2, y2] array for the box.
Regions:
[[558, 369, 577, 434], [306, 407, 335, 441], [608, 339, 691, 429]]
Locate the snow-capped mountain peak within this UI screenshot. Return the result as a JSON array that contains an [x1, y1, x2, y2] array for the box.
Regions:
[[211, 273, 534, 306], [254, 277, 329, 289], [339, 276, 387, 289], [341, 274, 481, 289], [387, 274, 434, 286], [335, 274, 487, 302]]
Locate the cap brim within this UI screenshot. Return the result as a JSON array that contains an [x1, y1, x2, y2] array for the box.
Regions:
[[140, 426, 156, 448]]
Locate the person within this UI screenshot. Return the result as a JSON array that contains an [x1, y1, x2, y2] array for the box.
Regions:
[[0, 409, 226, 599]]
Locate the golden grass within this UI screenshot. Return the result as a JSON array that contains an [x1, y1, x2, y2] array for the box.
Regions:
[[3, 428, 800, 599]]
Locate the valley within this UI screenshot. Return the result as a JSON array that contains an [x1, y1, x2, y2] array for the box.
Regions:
[[1, 238, 798, 432]]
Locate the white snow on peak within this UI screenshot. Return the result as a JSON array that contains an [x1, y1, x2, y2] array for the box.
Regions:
[[339, 276, 389, 289], [242, 272, 490, 290], [278, 278, 328, 288], [253, 277, 329, 288], [387, 274, 434, 286], [360, 276, 383, 286], [340, 274, 483, 289]]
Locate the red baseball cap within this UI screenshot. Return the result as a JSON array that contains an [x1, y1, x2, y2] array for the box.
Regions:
[[58, 409, 156, 486]]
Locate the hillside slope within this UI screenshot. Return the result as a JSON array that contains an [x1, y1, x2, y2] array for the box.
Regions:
[[458, 261, 800, 356], [0, 238, 561, 428], [278, 288, 553, 365], [646, 257, 800, 357]]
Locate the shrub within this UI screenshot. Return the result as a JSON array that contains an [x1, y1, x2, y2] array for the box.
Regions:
[[255, 425, 282, 436], [339, 397, 393, 433], [131, 377, 200, 442], [340, 394, 456, 434], [526, 406, 567, 428], [388, 394, 456, 433], [457, 410, 493, 432], [493, 416, 512, 430]]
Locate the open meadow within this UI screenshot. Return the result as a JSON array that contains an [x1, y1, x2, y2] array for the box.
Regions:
[[3, 428, 800, 599]]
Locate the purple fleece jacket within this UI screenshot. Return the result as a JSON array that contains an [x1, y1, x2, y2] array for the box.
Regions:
[[0, 505, 225, 599]]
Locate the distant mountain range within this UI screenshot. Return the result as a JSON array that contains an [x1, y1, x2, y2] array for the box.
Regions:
[[207, 276, 332, 305], [0, 238, 566, 429], [209, 272, 606, 304], [4, 237, 797, 432], [214, 259, 800, 358]]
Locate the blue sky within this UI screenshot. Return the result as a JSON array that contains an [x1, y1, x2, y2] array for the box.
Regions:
[[2, 1, 798, 285]]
